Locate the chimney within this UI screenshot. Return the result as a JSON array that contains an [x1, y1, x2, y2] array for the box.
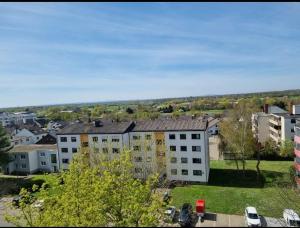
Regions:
[[264, 104, 269, 114]]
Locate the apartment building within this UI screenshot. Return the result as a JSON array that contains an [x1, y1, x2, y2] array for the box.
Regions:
[[0, 112, 37, 127], [56, 118, 210, 183], [251, 104, 300, 145], [294, 120, 300, 189], [2, 144, 58, 175], [130, 119, 209, 182], [269, 105, 300, 145], [56, 120, 134, 170]]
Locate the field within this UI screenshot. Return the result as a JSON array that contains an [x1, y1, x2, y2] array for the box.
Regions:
[[171, 160, 300, 218]]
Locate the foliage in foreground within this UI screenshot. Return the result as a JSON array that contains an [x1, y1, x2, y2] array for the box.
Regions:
[[6, 151, 163, 227]]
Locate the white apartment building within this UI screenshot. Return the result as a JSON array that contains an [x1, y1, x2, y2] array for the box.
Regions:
[[56, 118, 210, 183], [0, 112, 37, 127], [56, 120, 134, 170], [251, 104, 298, 145], [268, 105, 300, 145], [2, 144, 58, 174]]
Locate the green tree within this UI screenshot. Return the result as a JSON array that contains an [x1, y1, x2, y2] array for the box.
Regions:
[[0, 125, 12, 166], [279, 139, 294, 158], [6, 150, 163, 227], [219, 99, 257, 175]]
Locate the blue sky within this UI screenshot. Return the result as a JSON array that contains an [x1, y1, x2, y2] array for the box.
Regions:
[[1, 3, 300, 108]]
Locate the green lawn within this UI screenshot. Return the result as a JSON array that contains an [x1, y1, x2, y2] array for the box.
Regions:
[[171, 160, 300, 218]]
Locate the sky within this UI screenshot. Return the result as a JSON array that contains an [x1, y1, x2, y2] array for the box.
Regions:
[[0, 3, 300, 108]]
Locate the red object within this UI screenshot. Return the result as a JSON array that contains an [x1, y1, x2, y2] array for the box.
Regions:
[[195, 199, 205, 214]]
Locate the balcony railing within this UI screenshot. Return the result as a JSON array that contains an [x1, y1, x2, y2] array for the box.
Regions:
[[269, 118, 281, 126]]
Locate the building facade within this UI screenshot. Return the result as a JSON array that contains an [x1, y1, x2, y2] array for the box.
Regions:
[[56, 119, 210, 183], [0, 112, 37, 127], [3, 144, 58, 175]]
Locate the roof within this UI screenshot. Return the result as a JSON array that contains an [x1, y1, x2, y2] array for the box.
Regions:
[[271, 113, 300, 118], [208, 118, 220, 128], [35, 134, 57, 144], [17, 123, 46, 135], [132, 119, 207, 132], [246, 207, 258, 214], [9, 144, 57, 153], [57, 120, 135, 135]]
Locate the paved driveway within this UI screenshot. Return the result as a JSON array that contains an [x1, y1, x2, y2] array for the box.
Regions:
[[0, 197, 16, 227], [196, 212, 245, 227]]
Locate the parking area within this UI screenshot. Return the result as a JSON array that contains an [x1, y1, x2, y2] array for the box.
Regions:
[[196, 213, 245, 227]]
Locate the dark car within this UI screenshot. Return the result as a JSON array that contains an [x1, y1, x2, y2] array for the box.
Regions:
[[178, 203, 193, 227]]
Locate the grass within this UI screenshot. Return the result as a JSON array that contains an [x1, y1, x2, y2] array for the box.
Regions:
[[171, 160, 300, 218]]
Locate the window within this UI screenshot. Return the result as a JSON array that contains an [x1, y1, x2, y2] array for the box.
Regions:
[[60, 137, 67, 142], [135, 168, 142, 173], [26, 138, 29, 142], [145, 135, 152, 140], [146, 146, 152, 151], [181, 169, 188, 175], [103, 148, 108, 153], [156, 139, 163, 145], [181, 157, 188, 163], [21, 154, 26, 159], [170, 157, 177, 163], [21, 164, 27, 169], [134, 157, 142, 162], [171, 169, 177, 175], [291, 119, 296, 124], [133, 135, 141, 140], [180, 134, 186, 140], [62, 159, 69, 164], [192, 146, 201, 152], [72, 148, 77, 153], [40, 152, 45, 157], [92, 137, 98, 142], [41, 161, 46, 166], [112, 138, 119, 142], [71, 137, 77, 142], [51, 154, 57, 163], [15, 164, 18, 168], [61, 148, 68, 153], [169, 134, 176, 140], [112, 148, 120, 154], [193, 158, 201, 164], [192, 134, 201, 139], [170, 146, 176, 152], [193, 170, 202, 176], [180, 146, 187, 152], [291, 128, 295, 133], [102, 138, 107, 142], [133, 146, 141, 151], [37, 137, 39, 140]]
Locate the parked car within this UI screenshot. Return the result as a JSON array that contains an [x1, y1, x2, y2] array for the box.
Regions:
[[178, 203, 193, 227], [164, 206, 176, 223], [245, 206, 261, 227], [283, 209, 300, 227]]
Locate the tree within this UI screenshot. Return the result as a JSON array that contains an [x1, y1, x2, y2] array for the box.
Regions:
[[0, 125, 12, 166], [219, 99, 257, 175], [279, 139, 294, 158], [6, 150, 163, 227]]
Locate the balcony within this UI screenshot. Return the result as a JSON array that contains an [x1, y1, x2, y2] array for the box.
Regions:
[[269, 118, 281, 126], [270, 134, 280, 143], [269, 126, 280, 135]]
